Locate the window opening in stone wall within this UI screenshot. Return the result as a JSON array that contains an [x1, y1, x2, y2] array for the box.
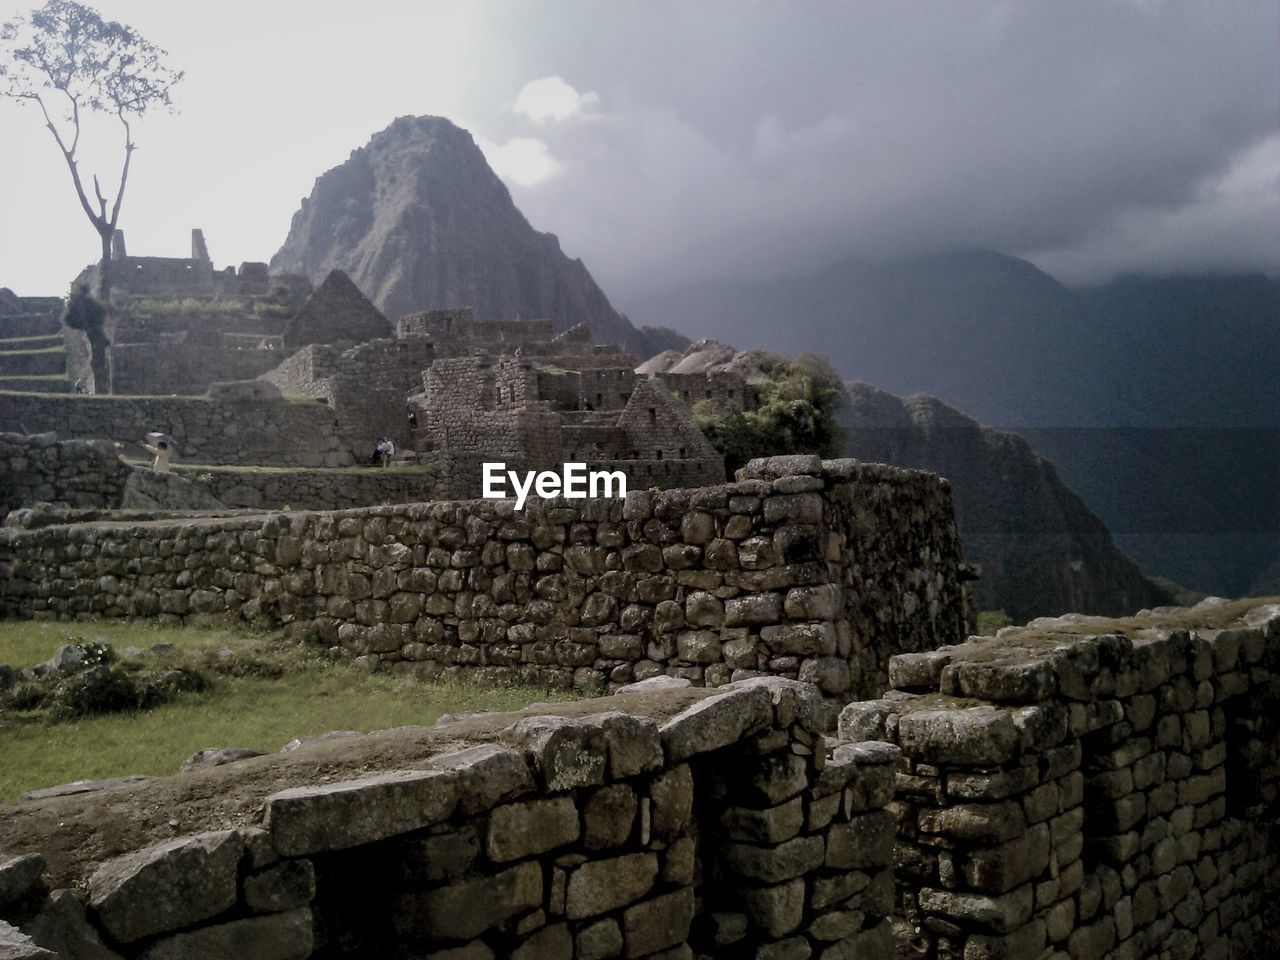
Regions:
[[649, 408, 657, 425]]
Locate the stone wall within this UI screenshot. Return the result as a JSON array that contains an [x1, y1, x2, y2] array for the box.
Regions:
[[0, 392, 353, 468], [176, 461, 465, 511], [658, 370, 751, 415], [0, 680, 898, 960], [0, 432, 132, 518], [110, 342, 282, 396], [839, 601, 1280, 960], [0, 456, 967, 699], [261, 336, 436, 451]]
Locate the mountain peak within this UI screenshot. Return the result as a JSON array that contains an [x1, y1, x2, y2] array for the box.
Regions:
[[272, 115, 675, 356]]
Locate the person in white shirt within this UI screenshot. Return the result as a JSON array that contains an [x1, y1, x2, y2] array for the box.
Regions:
[[142, 438, 172, 473]]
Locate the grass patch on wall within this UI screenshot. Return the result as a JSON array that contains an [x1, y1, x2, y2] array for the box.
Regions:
[[0, 619, 578, 803]]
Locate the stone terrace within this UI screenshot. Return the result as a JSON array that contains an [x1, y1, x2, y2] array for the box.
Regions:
[[0, 456, 967, 700]]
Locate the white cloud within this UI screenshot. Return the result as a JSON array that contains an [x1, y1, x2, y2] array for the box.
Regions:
[[477, 136, 562, 187], [1025, 133, 1280, 283], [512, 76, 601, 124]]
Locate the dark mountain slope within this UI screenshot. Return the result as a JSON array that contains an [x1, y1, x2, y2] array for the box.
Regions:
[[839, 381, 1171, 620], [632, 256, 1278, 595]]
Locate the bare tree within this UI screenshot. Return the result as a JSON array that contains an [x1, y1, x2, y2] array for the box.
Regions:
[[1, 1, 181, 385]]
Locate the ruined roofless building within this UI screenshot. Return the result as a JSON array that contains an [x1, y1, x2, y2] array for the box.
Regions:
[[67, 229, 314, 395]]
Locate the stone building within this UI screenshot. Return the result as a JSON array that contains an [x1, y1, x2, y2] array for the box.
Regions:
[[410, 353, 724, 489], [70, 229, 314, 395], [283, 269, 392, 353]]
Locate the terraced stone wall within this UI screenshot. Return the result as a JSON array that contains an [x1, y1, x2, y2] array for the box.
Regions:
[[0, 456, 967, 699], [838, 601, 1280, 960], [0, 432, 131, 518], [0, 680, 898, 960], [0, 392, 352, 467]]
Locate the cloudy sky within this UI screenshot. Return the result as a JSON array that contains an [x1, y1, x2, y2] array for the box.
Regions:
[[1, 0, 1276, 310]]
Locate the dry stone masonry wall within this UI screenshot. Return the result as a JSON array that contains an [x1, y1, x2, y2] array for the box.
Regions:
[[0, 680, 898, 960], [838, 601, 1280, 960], [0, 456, 967, 699], [0, 392, 353, 467]]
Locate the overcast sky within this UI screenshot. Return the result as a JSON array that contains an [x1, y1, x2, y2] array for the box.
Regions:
[[2, 0, 1277, 310]]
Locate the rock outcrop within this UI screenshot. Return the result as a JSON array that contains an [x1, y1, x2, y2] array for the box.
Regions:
[[272, 115, 683, 357]]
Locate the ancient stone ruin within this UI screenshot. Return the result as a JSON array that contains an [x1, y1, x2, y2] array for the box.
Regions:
[[0, 447, 1276, 959], [1, 249, 1276, 960]]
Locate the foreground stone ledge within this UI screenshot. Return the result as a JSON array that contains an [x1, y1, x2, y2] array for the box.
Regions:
[[88, 830, 242, 944], [659, 684, 774, 762], [137, 906, 312, 960], [263, 769, 457, 855]]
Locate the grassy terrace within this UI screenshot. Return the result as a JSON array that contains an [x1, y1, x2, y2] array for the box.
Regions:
[[0, 619, 578, 804]]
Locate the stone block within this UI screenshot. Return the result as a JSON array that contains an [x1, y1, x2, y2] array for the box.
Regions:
[[649, 764, 694, 841], [567, 853, 659, 919], [488, 796, 580, 862], [815, 917, 892, 960], [0, 921, 57, 960], [584, 784, 638, 850], [17, 889, 122, 960], [897, 707, 1021, 766], [0, 854, 44, 910], [398, 827, 480, 884], [595, 712, 664, 778], [918, 801, 1026, 844], [425, 743, 536, 815], [137, 907, 313, 960], [578, 918, 624, 960], [826, 811, 895, 869], [511, 922, 572, 960], [726, 594, 784, 626], [725, 834, 825, 884], [722, 797, 805, 843], [264, 769, 456, 855], [962, 823, 1051, 894], [659, 685, 773, 762], [962, 919, 1045, 960], [943, 659, 1058, 704], [917, 885, 1033, 935], [504, 715, 608, 791], [741, 879, 806, 938], [622, 887, 695, 957], [243, 859, 315, 914], [394, 861, 542, 940], [88, 830, 243, 944]]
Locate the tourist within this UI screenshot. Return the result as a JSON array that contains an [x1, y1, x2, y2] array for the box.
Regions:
[[72, 378, 86, 394], [142, 438, 172, 473], [375, 437, 395, 467]]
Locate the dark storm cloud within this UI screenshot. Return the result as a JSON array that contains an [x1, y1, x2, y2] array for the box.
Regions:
[[481, 0, 1280, 302]]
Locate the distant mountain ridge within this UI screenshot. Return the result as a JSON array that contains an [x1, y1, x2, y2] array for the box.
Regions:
[[630, 253, 1279, 595], [272, 115, 684, 357], [838, 381, 1172, 620]]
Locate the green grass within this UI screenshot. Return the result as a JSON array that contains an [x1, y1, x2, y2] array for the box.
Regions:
[[0, 620, 578, 802]]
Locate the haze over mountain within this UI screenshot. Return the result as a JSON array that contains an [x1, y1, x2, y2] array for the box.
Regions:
[[631, 254, 1279, 596], [272, 116, 683, 357]]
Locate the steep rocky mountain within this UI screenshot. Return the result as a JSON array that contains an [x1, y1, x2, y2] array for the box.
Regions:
[[631, 255, 1278, 596], [838, 381, 1172, 621], [272, 115, 683, 357]]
